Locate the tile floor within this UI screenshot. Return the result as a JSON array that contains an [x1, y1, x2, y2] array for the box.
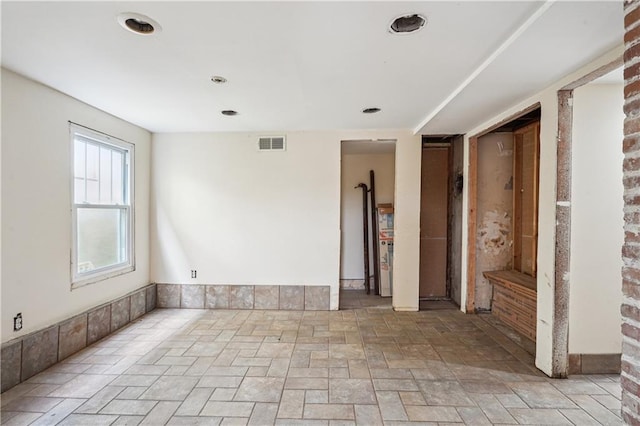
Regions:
[[0, 290, 622, 425]]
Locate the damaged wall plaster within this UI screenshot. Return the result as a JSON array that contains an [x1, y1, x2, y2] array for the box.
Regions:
[[475, 132, 514, 310], [478, 210, 511, 256]]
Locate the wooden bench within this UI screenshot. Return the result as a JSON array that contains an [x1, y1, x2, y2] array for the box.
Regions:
[[483, 270, 537, 342]]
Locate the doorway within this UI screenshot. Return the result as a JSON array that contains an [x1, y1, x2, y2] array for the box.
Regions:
[[339, 139, 396, 296], [556, 62, 624, 376], [419, 136, 463, 304]]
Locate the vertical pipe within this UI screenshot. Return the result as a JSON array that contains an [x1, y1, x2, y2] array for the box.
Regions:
[[356, 183, 370, 294], [370, 170, 380, 296]]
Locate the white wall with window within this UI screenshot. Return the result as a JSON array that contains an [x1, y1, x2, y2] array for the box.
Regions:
[[71, 125, 134, 286], [1, 68, 151, 342]]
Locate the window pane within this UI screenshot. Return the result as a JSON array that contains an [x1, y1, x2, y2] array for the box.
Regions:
[[86, 143, 100, 203], [86, 143, 99, 180], [112, 152, 123, 204], [74, 178, 85, 204], [74, 140, 85, 178], [100, 147, 112, 203], [74, 140, 86, 203], [77, 208, 127, 274], [86, 180, 99, 204]]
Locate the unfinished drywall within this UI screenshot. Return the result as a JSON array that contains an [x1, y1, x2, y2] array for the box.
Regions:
[[569, 82, 623, 354], [475, 132, 514, 310], [340, 151, 395, 289], [151, 130, 420, 311], [461, 46, 624, 376], [1, 68, 151, 343]]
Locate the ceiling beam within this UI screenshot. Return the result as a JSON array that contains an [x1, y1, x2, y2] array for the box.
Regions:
[[412, 0, 556, 135]]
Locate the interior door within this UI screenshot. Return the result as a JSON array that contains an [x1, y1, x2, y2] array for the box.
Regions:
[[420, 146, 450, 298]]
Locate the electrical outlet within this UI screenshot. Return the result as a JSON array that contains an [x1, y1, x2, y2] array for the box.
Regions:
[[14, 313, 22, 331], [191, 270, 197, 279]]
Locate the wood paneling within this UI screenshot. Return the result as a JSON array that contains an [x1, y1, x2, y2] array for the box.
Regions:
[[513, 122, 540, 277], [484, 270, 537, 341], [466, 137, 478, 312]]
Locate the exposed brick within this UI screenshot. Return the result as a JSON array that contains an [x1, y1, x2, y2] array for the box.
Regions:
[[621, 7, 640, 421], [629, 25, 640, 47], [627, 62, 640, 83], [625, 97, 640, 118], [625, 135, 640, 152], [626, 115, 640, 136], [626, 4, 640, 30], [625, 194, 640, 206], [628, 230, 640, 244], [624, 211, 640, 225], [625, 281, 640, 300], [624, 358, 640, 377], [623, 322, 640, 340], [624, 175, 640, 191], [624, 266, 640, 284], [623, 391, 640, 415], [622, 303, 640, 323], [623, 374, 640, 397], [626, 156, 640, 173], [626, 77, 640, 100], [624, 412, 640, 426], [623, 391, 640, 426]]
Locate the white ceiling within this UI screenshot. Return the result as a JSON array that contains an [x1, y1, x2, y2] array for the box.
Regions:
[[1, 1, 623, 135]]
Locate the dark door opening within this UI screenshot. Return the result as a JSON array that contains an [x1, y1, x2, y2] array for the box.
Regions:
[[419, 135, 463, 305]]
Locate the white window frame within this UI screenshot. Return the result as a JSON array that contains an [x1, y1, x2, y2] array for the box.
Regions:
[[70, 123, 135, 288]]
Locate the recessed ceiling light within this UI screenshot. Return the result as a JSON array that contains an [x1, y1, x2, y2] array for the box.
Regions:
[[117, 12, 161, 35], [211, 76, 228, 84], [389, 14, 427, 34], [221, 110, 238, 116], [362, 107, 381, 114]]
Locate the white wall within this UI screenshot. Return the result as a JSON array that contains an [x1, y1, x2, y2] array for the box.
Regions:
[[569, 82, 624, 354], [1, 69, 151, 343], [151, 130, 420, 311], [460, 46, 624, 376], [340, 152, 395, 283]]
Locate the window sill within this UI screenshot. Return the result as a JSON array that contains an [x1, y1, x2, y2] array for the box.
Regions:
[[72, 265, 135, 290]]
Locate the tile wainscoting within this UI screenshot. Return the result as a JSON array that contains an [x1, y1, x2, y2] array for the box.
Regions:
[[156, 284, 331, 311], [0, 284, 331, 393], [568, 353, 622, 375], [0, 284, 157, 393]]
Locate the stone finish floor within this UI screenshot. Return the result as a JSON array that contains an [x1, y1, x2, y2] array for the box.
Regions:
[[0, 290, 622, 425]]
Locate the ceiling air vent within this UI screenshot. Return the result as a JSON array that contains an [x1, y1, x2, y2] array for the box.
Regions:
[[258, 136, 286, 151]]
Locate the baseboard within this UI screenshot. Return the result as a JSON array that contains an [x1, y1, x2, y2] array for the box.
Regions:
[[568, 353, 621, 375], [1, 283, 157, 393], [156, 284, 330, 311], [340, 279, 365, 290]]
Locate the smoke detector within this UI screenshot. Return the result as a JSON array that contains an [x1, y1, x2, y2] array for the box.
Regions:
[[389, 14, 427, 34]]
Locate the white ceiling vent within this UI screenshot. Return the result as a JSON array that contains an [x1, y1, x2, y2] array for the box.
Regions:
[[258, 136, 286, 151]]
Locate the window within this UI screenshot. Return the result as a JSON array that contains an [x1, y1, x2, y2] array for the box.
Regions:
[[71, 124, 134, 286]]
